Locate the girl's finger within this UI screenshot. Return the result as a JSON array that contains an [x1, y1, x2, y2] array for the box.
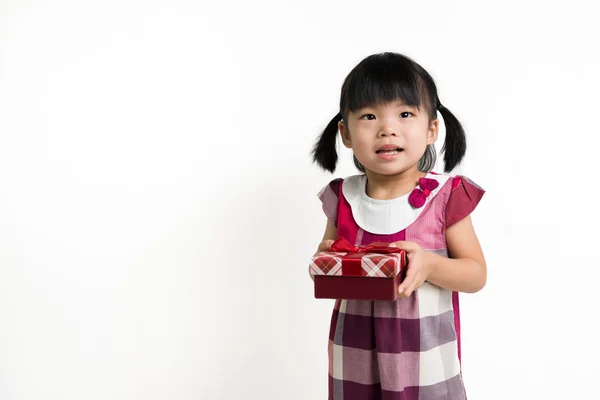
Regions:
[[398, 277, 411, 295], [390, 241, 420, 252], [320, 240, 335, 251], [402, 271, 418, 297], [398, 266, 417, 295], [405, 276, 424, 298]]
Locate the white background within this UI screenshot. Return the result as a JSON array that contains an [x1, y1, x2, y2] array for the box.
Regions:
[[1, 0, 598, 399]]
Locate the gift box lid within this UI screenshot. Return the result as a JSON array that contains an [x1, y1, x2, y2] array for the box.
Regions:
[[309, 237, 407, 278]]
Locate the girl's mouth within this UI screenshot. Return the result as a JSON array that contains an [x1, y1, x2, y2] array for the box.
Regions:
[[376, 147, 403, 160], [376, 148, 403, 154]]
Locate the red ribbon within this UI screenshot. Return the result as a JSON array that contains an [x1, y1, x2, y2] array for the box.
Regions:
[[330, 236, 402, 254]]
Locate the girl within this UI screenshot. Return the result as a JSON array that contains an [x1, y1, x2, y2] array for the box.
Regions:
[[311, 52, 486, 400]]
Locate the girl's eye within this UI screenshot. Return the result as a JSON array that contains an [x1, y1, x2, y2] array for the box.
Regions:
[[400, 112, 413, 118], [360, 114, 376, 120]]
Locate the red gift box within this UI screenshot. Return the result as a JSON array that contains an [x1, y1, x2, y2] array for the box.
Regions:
[[310, 237, 408, 301]]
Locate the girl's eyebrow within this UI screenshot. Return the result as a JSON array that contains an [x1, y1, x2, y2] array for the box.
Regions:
[[355, 102, 415, 112]]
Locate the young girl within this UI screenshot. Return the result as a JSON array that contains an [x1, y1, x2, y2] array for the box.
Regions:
[[311, 52, 486, 400]]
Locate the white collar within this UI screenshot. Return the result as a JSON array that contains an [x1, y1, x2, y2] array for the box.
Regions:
[[341, 172, 450, 234]]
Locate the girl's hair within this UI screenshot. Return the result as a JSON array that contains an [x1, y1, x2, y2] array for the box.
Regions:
[[312, 52, 466, 174]]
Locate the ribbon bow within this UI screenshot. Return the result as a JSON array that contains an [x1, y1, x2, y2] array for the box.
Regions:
[[330, 236, 402, 254], [408, 177, 439, 208]]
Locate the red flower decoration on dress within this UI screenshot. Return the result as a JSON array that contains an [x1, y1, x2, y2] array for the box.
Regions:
[[408, 177, 439, 208]]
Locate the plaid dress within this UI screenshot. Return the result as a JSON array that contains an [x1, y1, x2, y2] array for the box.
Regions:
[[317, 172, 485, 400]]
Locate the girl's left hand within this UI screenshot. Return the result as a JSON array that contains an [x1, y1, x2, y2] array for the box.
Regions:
[[389, 241, 432, 298]]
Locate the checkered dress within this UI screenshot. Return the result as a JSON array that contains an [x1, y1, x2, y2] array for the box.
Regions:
[[317, 172, 485, 400]]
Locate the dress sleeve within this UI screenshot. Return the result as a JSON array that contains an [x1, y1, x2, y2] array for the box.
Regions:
[[445, 175, 485, 228], [317, 178, 343, 227]]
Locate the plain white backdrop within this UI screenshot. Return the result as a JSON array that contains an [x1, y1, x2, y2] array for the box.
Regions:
[[1, 0, 599, 399]]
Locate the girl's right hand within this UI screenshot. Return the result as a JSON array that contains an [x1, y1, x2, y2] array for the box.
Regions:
[[314, 239, 335, 256]]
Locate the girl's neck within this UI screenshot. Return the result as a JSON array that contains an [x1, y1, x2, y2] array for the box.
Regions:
[[364, 167, 427, 200]]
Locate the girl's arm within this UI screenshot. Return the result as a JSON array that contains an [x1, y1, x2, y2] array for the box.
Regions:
[[314, 218, 337, 256], [425, 215, 487, 293]]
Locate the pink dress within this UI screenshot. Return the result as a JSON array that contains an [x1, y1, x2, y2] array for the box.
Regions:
[[317, 171, 485, 400]]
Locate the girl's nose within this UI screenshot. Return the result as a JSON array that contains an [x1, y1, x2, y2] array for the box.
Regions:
[[378, 125, 397, 137]]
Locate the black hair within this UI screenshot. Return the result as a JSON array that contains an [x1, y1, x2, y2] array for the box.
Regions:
[[311, 52, 466, 174]]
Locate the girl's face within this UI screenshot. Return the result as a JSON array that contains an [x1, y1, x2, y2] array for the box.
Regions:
[[339, 100, 439, 176]]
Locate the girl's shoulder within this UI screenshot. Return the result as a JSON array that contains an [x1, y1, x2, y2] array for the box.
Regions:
[[316, 177, 346, 227], [431, 172, 485, 228], [317, 177, 344, 198], [430, 171, 484, 191]]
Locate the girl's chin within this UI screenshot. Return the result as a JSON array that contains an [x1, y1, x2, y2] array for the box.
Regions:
[[361, 162, 421, 176]]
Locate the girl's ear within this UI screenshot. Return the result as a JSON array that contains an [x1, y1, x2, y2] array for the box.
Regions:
[[427, 118, 439, 145], [339, 121, 352, 149]]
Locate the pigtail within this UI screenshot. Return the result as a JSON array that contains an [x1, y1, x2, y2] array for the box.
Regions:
[[438, 104, 466, 173], [311, 112, 343, 173]]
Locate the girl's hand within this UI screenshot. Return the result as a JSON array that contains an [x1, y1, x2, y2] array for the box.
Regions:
[[389, 241, 432, 298], [314, 239, 335, 256]]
